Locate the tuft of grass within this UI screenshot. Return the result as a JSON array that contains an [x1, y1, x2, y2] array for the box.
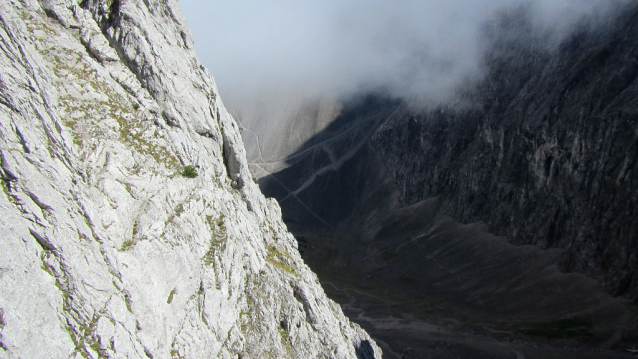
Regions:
[[170, 349, 184, 359], [123, 292, 133, 313], [121, 239, 136, 251], [278, 322, 294, 356], [181, 165, 198, 178], [167, 288, 177, 304], [267, 246, 298, 277], [1, 179, 9, 198], [203, 214, 227, 268], [65, 314, 107, 359], [132, 221, 138, 236], [216, 214, 226, 228]]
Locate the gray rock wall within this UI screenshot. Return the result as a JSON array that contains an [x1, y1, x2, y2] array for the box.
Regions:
[[0, 0, 380, 357], [373, 5, 638, 301]]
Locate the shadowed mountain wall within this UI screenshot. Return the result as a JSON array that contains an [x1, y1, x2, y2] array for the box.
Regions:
[[373, 4, 638, 300], [250, 4, 638, 357]]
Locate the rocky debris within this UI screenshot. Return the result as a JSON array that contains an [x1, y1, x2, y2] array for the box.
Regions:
[[0, 0, 380, 358]]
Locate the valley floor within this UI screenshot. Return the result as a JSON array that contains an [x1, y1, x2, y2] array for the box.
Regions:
[[297, 197, 638, 358]]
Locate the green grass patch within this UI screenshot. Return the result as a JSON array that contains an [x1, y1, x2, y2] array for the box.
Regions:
[[1, 179, 9, 198], [203, 214, 228, 268], [278, 322, 294, 357], [217, 214, 226, 227], [174, 203, 185, 217], [65, 314, 107, 359], [167, 288, 177, 304], [121, 239, 136, 251], [170, 349, 184, 359], [266, 246, 298, 277], [181, 165, 198, 178]]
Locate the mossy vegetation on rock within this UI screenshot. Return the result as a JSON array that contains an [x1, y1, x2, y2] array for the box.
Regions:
[[181, 165, 198, 178]]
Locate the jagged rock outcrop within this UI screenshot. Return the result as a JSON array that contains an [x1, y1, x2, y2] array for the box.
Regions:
[[373, 4, 638, 301], [0, 1, 380, 358]]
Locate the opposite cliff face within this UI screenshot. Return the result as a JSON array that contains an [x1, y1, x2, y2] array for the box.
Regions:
[[251, 5, 638, 357], [0, 1, 380, 358], [373, 5, 638, 301]]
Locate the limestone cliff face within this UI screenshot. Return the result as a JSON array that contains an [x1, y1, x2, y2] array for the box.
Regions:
[[373, 5, 638, 301], [0, 1, 380, 358]]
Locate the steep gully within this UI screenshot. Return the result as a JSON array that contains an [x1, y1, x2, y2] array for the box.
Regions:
[[239, 6, 638, 359]]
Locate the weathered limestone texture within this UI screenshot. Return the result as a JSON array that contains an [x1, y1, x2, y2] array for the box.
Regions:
[[0, 0, 380, 358]]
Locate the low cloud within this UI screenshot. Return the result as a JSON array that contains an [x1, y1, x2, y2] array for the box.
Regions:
[[181, 0, 629, 112]]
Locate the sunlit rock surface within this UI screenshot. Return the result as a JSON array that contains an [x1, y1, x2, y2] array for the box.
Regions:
[[0, 1, 380, 358]]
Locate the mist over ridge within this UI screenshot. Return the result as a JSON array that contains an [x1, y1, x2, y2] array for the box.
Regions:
[[181, 0, 629, 114]]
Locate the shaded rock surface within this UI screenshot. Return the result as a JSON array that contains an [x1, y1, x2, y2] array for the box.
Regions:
[[0, 1, 380, 358], [373, 4, 638, 300], [257, 95, 638, 358], [250, 4, 638, 358]]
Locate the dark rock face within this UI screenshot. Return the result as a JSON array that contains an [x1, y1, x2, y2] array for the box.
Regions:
[[373, 5, 638, 300], [252, 5, 638, 357], [258, 95, 400, 234], [356, 340, 376, 359]]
